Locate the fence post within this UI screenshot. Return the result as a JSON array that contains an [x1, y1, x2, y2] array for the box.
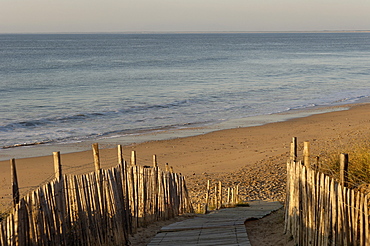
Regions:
[[315, 156, 320, 171], [92, 143, 101, 172], [53, 151, 62, 181], [131, 150, 136, 166], [118, 145, 124, 166], [205, 180, 210, 213], [165, 163, 169, 172], [303, 141, 310, 166], [214, 184, 219, 209], [153, 155, 157, 167], [227, 187, 231, 204], [218, 181, 222, 209], [340, 153, 349, 187], [10, 158, 19, 207], [290, 137, 297, 161], [231, 187, 234, 205]]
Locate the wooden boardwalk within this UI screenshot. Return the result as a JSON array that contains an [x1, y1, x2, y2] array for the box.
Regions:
[[148, 201, 283, 246]]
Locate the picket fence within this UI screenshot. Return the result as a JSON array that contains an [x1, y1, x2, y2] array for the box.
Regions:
[[285, 159, 370, 246], [0, 159, 193, 245]]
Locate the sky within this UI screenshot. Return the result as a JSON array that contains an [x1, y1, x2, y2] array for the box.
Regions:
[[0, 0, 369, 33]]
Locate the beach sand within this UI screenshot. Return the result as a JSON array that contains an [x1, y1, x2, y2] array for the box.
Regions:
[[1, 102, 370, 244]]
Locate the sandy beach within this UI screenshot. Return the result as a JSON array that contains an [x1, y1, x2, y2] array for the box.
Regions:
[[1, 103, 370, 208], [1, 102, 370, 244]]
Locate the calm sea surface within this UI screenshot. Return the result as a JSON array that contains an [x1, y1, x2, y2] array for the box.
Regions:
[[1, 33, 370, 151]]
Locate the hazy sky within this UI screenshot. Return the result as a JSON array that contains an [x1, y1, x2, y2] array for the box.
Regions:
[[1, 0, 369, 33]]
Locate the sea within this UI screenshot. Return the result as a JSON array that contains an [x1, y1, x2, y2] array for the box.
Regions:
[[1, 32, 370, 159]]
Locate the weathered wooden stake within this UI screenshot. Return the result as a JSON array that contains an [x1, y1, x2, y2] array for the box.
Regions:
[[53, 151, 62, 181], [10, 158, 19, 207], [340, 153, 349, 187], [218, 181, 222, 209], [131, 150, 136, 166], [315, 156, 320, 171], [231, 188, 234, 205], [227, 187, 231, 204], [92, 143, 101, 172], [165, 163, 169, 172], [205, 180, 210, 213], [290, 137, 297, 161], [153, 155, 157, 167], [214, 184, 218, 209], [303, 141, 310, 166], [118, 145, 124, 166]]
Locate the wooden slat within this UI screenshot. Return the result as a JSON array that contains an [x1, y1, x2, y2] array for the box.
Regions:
[[323, 175, 330, 246], [342, 186, 349, 246], [11, 159, 20, 208], [354, 191, 361, 246], [360, 193, 365, 246], [301, 166, 307, 246], [303, 141, 310, 166], [365, 195, 369, 246], [306, 167, 313, 246], [0, 222, 6, 246]]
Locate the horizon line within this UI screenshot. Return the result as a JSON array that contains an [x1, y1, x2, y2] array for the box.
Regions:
[[1, 30, 370, 35]]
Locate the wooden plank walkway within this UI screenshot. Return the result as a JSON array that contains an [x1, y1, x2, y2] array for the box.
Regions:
[[148, 201, 283, 246]]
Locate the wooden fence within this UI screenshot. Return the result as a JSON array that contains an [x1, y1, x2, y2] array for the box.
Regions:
[[194, 180, 240, 214], [285, 139, 370, 246], [0, 145, 193, 245]]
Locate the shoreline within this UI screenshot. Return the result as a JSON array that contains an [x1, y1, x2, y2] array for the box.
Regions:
[[1, 101, 370, 210], [0, 101, 361, 162]]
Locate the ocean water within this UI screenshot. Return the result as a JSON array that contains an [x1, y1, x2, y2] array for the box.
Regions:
[[1, 32, 370, 153]]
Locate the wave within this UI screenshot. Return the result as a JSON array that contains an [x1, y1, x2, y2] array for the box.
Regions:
[[2, 93, 369, 150], [0, 113, 102, 131], [113, 55, 230, 69], [331, 95, 368, 104], [0, 99, 197, 132], [283, 95, 369, 113], [2, 90, 368, 134], [0, 120, 215, 150], [2, 140, 52, 149]]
